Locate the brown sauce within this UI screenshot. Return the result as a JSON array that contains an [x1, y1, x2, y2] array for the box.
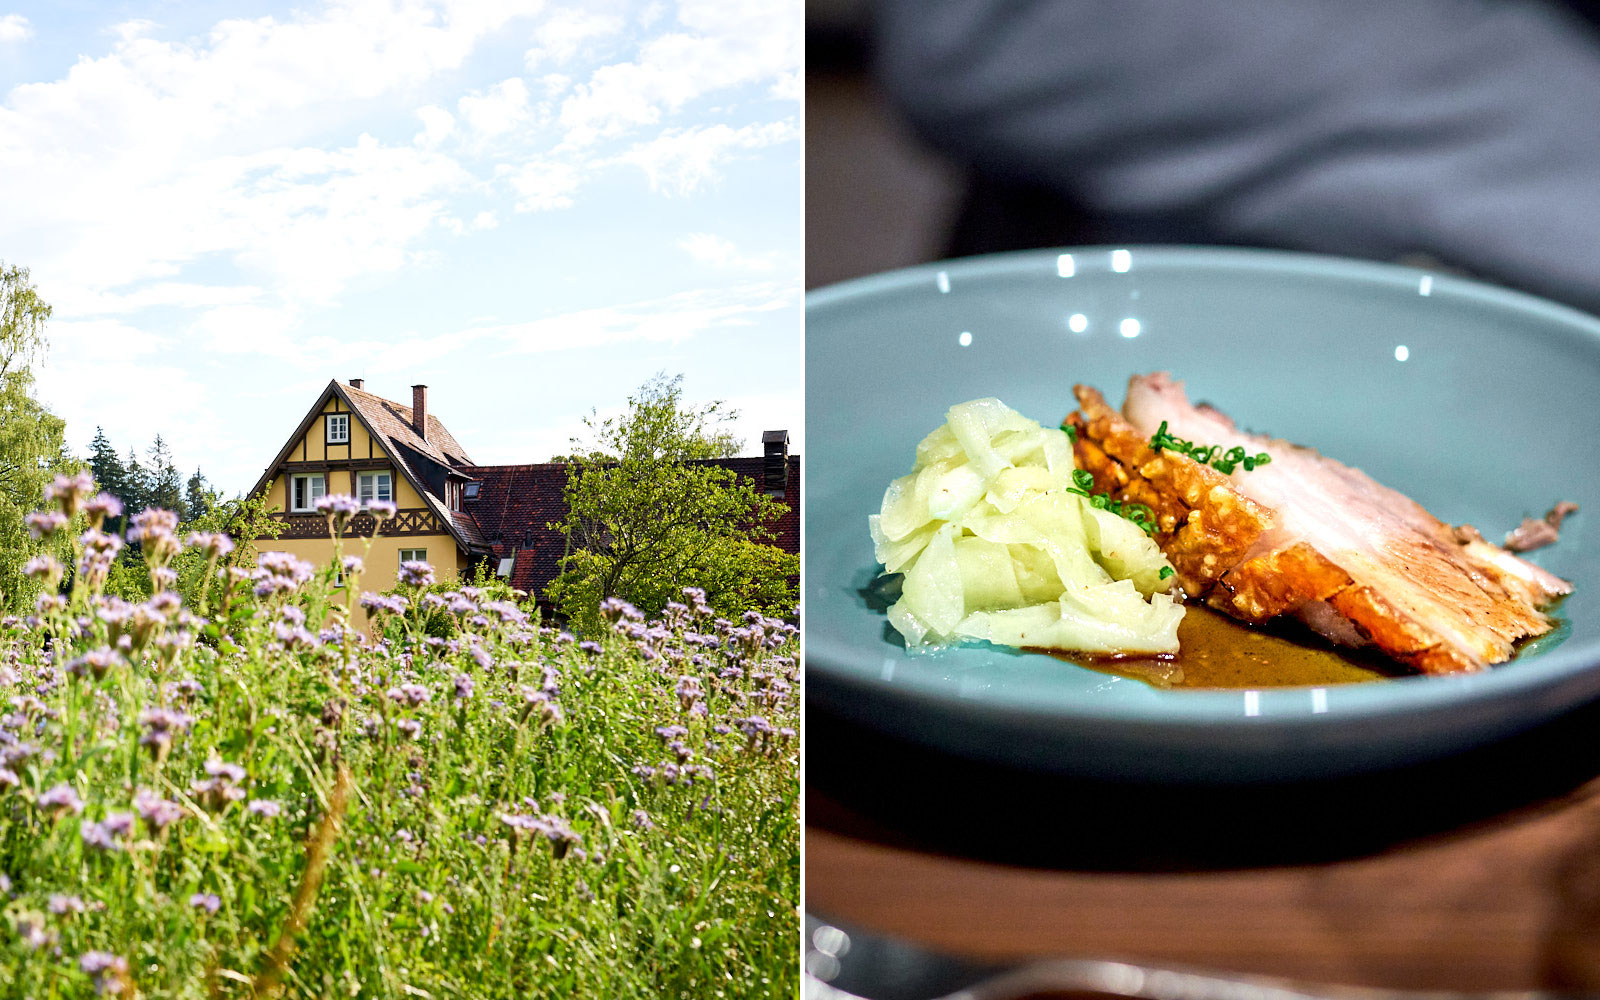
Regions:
[[1041, 605, 1407, 689]]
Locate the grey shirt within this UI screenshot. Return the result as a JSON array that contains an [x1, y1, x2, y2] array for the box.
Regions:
[[876, 0, 1600, 312]]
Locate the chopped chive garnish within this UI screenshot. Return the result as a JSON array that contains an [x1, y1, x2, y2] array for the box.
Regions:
[[1060, 421, 1077, 442], [1065, 469, 1157, 535], [1147, 422, 1270, 476], [1159, 566, 1175, 580]]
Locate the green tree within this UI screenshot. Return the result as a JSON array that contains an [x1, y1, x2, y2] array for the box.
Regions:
[[122, 445, 148, 517], [145, 434, 185, 520], [86, 426, 130, 534], [546, 374, 797, 632], [184, 467, 214, 523], [0, 265, 78, 611]]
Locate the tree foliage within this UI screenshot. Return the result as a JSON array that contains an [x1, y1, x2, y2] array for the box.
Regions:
[[0, 264, 77, 612], [547, 374, 797, 633]]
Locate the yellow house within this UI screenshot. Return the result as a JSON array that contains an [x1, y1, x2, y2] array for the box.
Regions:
[[250, 379, 491, 585]]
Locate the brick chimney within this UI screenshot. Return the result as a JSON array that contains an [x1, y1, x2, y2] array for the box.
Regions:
[[762, 430, 788, 498], [412, 384, 428, 441], [349, 378, 363, 390]]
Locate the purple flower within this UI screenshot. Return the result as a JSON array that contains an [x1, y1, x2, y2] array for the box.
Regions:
[[360, 591, 409, 614], [49, 893, 86, 915], [78, 951, 129, 995], [133, 788, 184, 831], [368, 499, 398, 520], [246, 799, 281, 819], [82, 492, 123, 528], [205, 759, 246, 783], [81, 819, 123, 851], [22, 555, 61, 581], [396, 718, 423, 740], [578, 640, 602, 655], [253, 551, 315, 598], [129, 507, 180, 550], [44, 471, 95, 516], [189, 892, 221, 914], [632, 809, 655, 831], [674, 675, 703, 709], [25, 510, 67, 540], [398, 560, 435, 588], [315, 493, 362, 524], [452, 674, 474, 700], [186, 532, 234, 559], [138, 707, 193, 756], [388, 683, 430, 708], [66, 648, 123, 681], [37, 782, 83, 818], [342, 554, 365, 575], [600, 597, 642, 624]]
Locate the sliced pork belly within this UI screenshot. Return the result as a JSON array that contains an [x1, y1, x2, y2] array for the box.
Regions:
[[1068, 373, 1572, 675]]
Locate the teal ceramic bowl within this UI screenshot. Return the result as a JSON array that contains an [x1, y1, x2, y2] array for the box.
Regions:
[[805, 247, 1599, 782]]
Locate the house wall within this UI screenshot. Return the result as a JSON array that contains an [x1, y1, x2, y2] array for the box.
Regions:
[[256, 534, 467, 586]]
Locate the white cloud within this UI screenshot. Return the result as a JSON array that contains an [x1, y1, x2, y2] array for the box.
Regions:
[[415, 104, 456, 146], [616, 118, 796, 195], [57, 282, 263, 317], [678, 232, 775, 272], [0, 0, 543, 309], [457, 77, 530, 140], [524, 8, 624, 68], [503, 156, 582, 211], [485, 281, 795, 353], [555, 0, 799, 149], [0, 13, 30, 42], [188, 303, 302, 355]]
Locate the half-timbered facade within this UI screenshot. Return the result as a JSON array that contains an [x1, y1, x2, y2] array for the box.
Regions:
[[250, 379, 491, 585]]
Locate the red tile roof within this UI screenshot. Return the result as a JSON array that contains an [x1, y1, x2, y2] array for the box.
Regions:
[[342, 384, 473, 469]]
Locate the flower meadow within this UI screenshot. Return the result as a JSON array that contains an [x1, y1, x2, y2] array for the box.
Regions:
[[0, 475, 800, 998]]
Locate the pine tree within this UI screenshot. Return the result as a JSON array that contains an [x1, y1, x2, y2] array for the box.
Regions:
[[145, 435, 185, 521], [184, 468, 213, 523], [123, 446, 147, 519], [86, 427, 129, 534]]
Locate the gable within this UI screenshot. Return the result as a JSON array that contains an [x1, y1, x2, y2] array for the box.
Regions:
[[250, 380, 490, 557]]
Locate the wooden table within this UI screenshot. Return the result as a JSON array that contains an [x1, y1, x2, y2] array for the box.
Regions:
[[806, 699, 1600, 991]]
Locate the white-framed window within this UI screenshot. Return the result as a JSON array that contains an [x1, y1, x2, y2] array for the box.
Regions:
[[326, 413, 350, 444], [356, 470, 393, 507], [399, 548, 427, 564], [290, 473, 326, 512]]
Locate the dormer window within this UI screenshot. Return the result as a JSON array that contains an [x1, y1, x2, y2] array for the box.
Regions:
[[326, 413, 350, 444]]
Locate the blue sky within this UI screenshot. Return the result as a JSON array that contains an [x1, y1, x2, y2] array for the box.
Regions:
[[0, 0, 801, 496]]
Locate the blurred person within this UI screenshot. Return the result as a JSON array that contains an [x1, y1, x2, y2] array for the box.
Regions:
[[875, 0, 1600, 313]]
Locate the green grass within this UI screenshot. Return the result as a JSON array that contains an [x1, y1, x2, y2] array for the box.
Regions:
[[0, 510, 798, 998]]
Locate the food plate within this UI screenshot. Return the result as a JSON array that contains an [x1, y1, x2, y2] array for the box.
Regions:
[[805, 246, 1600, 782]]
